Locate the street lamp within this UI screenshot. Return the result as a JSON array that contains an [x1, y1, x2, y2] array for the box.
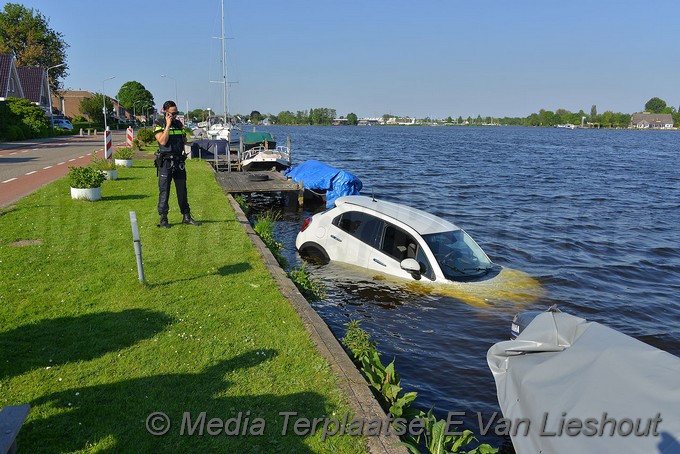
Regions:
[[160, 74, 177, 103], [146, 106, 155, 126], [47, 63, 65, 129], [133, 100, 144, 127], [102, 76, 115, 133]]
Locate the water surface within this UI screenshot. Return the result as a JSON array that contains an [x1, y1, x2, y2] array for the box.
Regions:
[[246, 125, 680, 447]]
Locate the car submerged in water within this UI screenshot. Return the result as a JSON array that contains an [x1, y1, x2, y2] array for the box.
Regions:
[[295, 195, 497, 283]]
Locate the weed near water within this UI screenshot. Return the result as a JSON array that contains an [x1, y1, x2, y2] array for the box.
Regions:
[[342, 321, 498, 454]]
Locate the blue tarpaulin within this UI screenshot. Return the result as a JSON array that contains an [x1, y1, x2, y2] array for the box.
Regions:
[[284, 160, 362, 208]]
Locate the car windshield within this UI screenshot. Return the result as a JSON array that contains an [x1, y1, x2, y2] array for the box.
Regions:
[[423, 230, 492, 279]]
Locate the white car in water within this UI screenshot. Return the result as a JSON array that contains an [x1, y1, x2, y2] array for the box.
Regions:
[[295, 195, 496, 283]]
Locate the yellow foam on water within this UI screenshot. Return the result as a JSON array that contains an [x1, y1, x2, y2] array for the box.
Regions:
[[329, 261, 544, 309], [404, 267, 544, 309]]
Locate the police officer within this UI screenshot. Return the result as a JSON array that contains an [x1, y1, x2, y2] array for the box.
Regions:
[[154, 100, 201, 228]]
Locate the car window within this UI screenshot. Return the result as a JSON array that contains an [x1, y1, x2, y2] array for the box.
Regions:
[[378, 223, 434, 279], [332, 211, 383, 248]]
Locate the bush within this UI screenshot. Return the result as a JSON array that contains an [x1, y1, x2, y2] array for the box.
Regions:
[[113, 147, 135, 159], [68, 166, 105, 189], [253, 210, 288, 267], [288, 264, 326, 301], [0, 98, 50, 140], [90, 152, 116, 171], [136, 127, 156, 145], [5, 125, 25, 141]]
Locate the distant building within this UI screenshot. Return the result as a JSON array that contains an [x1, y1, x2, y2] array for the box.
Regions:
[[629, 113, 674, 129], [0, 54, 26, 101], [52, 90, 133, 123], [52, 90, 94, 120]]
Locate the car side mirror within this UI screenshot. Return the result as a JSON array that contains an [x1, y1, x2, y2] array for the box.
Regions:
[[400, 258, 421, 274]]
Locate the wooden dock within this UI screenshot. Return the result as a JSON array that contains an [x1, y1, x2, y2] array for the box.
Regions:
[[214, 170, 301, 194]]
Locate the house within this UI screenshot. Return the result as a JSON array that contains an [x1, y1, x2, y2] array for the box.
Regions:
[[629, 113, 674, 129], [0, 54, 25, 100], [17, 66, 50, 113], [52, 90, 133, 123], [51, 90, 94, 119]]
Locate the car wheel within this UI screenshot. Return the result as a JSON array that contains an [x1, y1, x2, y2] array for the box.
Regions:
[[298, 243, 329, 265]]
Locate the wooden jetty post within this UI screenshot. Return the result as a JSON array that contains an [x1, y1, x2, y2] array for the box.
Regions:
[[297, 180, 304, 206]]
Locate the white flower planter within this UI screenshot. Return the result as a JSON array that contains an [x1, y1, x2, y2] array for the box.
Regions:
[[70, 186, 102, 201], [103, 169, 118, 180], [115, 159, 133, 167]]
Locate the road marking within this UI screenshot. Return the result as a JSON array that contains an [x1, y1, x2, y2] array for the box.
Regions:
[[21, 150, 29, 153], [25, 171, 37, 175], [78, 155, 86, 158], [9, 152, 17, 155], [57, 161, 66, 165], [43, 165, 53, 170], [68, 158, 76, 162], [2, 178, 17, 183]]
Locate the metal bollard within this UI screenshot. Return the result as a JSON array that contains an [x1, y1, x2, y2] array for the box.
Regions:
[[129, 211, 146, 283]]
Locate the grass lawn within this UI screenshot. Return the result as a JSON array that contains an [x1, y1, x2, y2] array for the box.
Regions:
[[0, 159, 366, 453]]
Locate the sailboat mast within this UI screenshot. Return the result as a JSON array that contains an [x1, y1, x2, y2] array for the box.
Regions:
[[221, 0, 228, 124]]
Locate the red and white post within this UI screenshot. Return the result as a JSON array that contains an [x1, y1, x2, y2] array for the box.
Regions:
[[126, 126, 134, 147], [104, 129, 112, 159]]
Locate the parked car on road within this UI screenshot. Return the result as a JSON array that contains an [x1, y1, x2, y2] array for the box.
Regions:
[[296, 195, 496, 283], [52, 118, 73, 130]]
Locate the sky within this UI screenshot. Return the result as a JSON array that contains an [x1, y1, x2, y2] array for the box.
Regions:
[[6, 0, 680, 119]]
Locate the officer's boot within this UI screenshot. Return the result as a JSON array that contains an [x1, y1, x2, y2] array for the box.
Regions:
[[182, 213, 201, 226], [159, 214, 170, 228]]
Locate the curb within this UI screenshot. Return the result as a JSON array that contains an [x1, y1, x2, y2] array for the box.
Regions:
[[226, 194, 408, 454]]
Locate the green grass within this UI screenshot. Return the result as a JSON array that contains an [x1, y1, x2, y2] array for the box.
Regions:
[[0, 160, 366, 453]]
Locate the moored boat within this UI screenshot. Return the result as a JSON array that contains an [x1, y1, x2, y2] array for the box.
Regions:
[[240, 131, 291, 172]]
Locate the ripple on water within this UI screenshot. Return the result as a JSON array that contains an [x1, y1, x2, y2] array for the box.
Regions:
[[251, 126, 680, 448]]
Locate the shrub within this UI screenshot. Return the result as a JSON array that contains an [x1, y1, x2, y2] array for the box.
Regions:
[[90, 152, 116, 171], [5, 125, 25, 141], [234, 195, 249, 214], [0, 98, 49, 140], [253, 210, 288, 267], [113, 147, 135, 159], [288, 263, 326, 301], [136, 127, 156, 145], [68, 166, 105, 189]]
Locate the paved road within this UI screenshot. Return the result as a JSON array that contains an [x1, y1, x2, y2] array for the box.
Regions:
[[0, 131, 127, 208]]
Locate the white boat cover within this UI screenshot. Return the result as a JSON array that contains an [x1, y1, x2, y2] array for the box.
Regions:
[[487, 311, 680, 453]]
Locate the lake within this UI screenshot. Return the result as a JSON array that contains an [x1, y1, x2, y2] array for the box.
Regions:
[[244, 125, 680, 448]]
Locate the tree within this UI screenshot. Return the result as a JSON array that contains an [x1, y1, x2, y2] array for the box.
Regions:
[[79, 93, 113, 125], [645, 97, 667, 114], [0, 3, 69, 92], [250, 110, 263, 124], [277, 111, 296, 125], [346, 112, 358, 125], [590, 105, 597, 118], [116, 81, 154, 115]]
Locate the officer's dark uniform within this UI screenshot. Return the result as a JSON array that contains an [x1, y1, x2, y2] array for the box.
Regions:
[[154, 118, 199, 226]]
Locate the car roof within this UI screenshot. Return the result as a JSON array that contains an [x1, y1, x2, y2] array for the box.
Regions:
[[335, 195, 460, 235]]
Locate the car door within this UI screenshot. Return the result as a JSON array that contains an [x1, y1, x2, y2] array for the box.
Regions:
[[368, 222, 427, 281], [326, 210, 381, 268]]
